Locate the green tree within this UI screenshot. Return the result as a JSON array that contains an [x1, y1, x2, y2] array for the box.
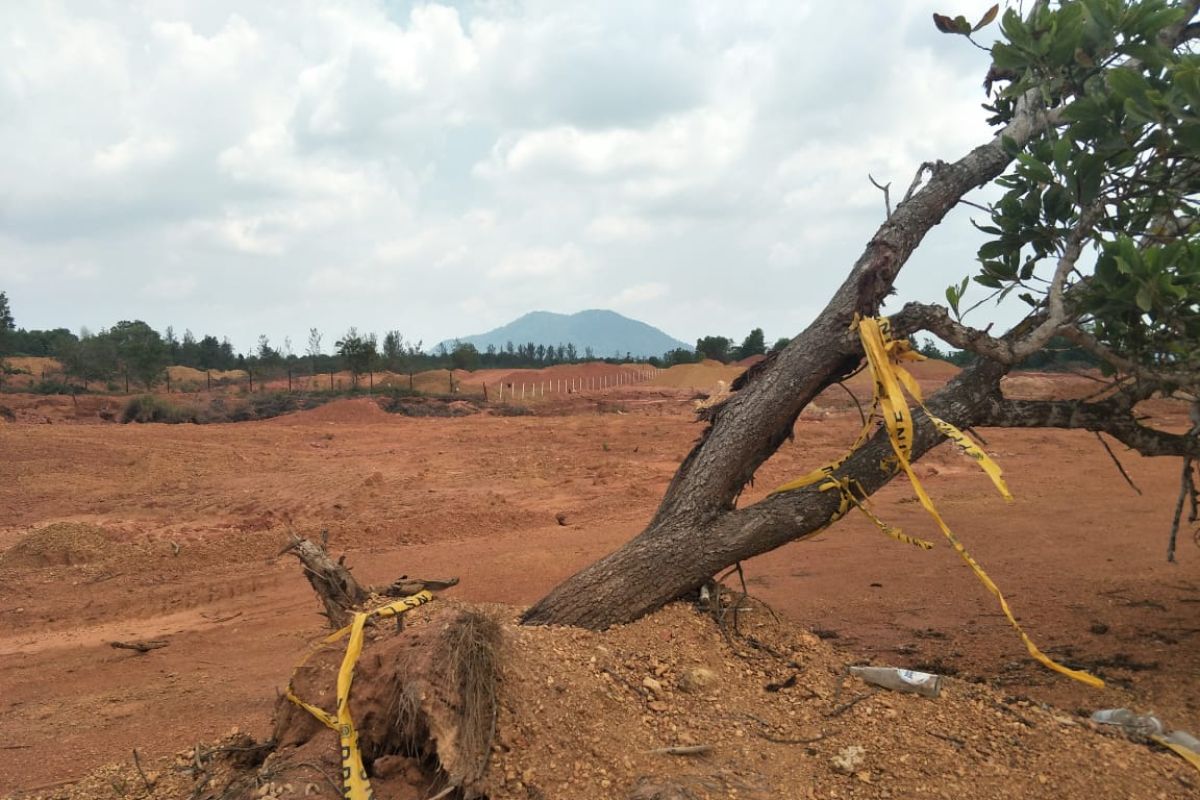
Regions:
[[695, 335, 733, 363], [737, 328, 766, 359], [106, 321, 167, 391], [197, 336, 223, 371], [662, 347, 698, 366], [451, 342, 480, 371], [770, 337, 791, 353], [336, 327, 375, 388], [382, 330, 403, 371], [0, 291, 13, 356]]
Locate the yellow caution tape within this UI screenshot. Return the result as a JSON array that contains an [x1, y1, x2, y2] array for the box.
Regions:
[[285, 591, 434, 800], [1152, 735, 1200, 774], [773, 316, 1101, 688]]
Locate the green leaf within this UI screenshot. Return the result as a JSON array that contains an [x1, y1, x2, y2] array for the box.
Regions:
[[991, 43, 1029, 71], [1107, 68, 1150, 100], [978, 240, 1015, 260], [1135, 285, 1153, 312], [1016, 153, 1054, 183]]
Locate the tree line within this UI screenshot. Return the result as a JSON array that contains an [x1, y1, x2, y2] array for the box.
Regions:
[[0, 292, 670, 393]]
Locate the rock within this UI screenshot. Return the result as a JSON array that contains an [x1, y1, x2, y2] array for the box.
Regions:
[[642, 676, 664, 695], [831, 745, 866, 774], [555, 512, 568, 526], [677, 666, 717, 693]]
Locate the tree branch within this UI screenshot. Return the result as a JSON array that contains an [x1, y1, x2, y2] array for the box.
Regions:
[[976, 396, 1200, 459], [891, 302, 1019, 363]]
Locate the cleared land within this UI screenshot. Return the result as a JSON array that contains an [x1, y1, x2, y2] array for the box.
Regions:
[[0, 366, 1198, 796]]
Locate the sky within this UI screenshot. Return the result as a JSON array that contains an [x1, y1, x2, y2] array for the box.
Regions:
[[0, 0, 1013, 354]]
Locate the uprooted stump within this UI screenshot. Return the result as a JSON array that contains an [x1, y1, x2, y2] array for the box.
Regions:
[[279, 533, 369, 629], [267, 605, 502, 799], [280, 532, 461, 629]]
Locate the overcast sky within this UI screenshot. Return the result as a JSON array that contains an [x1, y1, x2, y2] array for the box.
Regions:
[[1, 1, 1011, 354]]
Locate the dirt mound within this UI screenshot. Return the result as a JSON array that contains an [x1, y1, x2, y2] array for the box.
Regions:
[[652, 360, 747, 390], [475, 603, 1190, 799], [3, 355, 62, 375], [271, 397, 390, 425], [165, 365, 247, 385], [26, 599, 1192, 800], [0, 522, 116, 568]]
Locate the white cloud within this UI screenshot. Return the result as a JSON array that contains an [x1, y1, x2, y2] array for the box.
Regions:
[[0, 0, 1012, 350], [142, 274, 197, 301], [611, 282, 669, 305], [586, 214, 653, 243], [489, 244, 590, 280]]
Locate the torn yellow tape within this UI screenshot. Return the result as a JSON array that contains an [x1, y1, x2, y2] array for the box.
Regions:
[[772, 316, 1099, 688], [1152, 735, 1200, 774], [857, 317, 1101, 688], [285, 591, 434, 800]]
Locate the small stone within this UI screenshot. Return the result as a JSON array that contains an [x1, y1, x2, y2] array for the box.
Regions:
[[678, 666, 718, 693], [642, 677, 664, 695], [648, 700, 669, 713]]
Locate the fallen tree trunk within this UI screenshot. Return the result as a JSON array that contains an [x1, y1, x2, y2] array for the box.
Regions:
[[520, 99, 1054, 629], [522, 358, 1006, 629]]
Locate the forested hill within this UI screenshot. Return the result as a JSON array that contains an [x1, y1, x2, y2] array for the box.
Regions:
[[439, 309, 690, 359]]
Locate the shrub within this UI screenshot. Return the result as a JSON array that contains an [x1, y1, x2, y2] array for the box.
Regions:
[[120, 395, 199, 424], [31, 380, 77, 395]]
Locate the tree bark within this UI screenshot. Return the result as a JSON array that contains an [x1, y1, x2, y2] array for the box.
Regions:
[[523, 359, 1006, 628], [522, 89, 1059, 629]]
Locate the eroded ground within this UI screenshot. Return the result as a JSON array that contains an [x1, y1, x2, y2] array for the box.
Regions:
[[1, 379, 1198, 794]]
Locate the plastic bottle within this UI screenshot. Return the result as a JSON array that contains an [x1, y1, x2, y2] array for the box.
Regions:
[[1090, 708, 1166, 737], [849, 665, 942, 698], [1160, 730, 1200, 753]]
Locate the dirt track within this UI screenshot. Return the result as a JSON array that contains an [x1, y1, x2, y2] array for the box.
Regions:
[[1, 382, 1199, 792]]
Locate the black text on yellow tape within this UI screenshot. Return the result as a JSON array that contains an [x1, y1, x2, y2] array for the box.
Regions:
[[286, 591, 434, 800]]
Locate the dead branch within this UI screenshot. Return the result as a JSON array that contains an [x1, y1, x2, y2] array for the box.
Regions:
[[1169, 456, 1194, 563], [132, 748, 155, 794], [1095, 432, 1143, 495], [646, 745, 714, 756], [825, 690, 875, 718], [110, 640, 168, 653], [868, 174, 892, 219], [280, 533, 369, 629], [376, 576, 460, 596]]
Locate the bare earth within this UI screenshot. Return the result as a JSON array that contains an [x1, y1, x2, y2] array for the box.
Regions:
[[1, 374, 1198, 795]]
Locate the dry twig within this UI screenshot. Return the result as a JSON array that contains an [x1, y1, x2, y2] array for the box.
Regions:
[[111, 640, 168, 653], [646, 745, 714, 756]]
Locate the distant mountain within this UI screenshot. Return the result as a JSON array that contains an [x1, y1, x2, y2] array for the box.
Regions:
[[437, 309, 691, 359]]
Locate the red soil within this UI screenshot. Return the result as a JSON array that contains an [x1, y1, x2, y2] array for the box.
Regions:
[[0, 375, 1197, 795]]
